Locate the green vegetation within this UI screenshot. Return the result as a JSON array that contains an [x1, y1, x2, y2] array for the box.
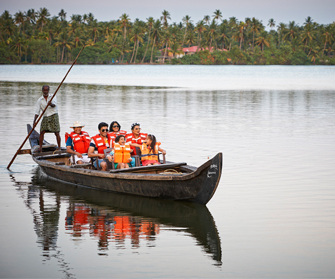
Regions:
[[1, 9, 334, 65]]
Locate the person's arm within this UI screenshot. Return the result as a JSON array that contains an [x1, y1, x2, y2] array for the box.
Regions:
[[48, 95, 56, 108], [88, 145, 105, 159], [158, 147, 166, 155], [106, 150, 114, 162], [33, 114, 39, 126], [129, 142, 142, 148], [66, 138, 83, 158]]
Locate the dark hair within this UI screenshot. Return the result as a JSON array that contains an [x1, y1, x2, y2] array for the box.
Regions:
[[131, 123, 140, 130], [109, 121, 121, 132], [98, 122, 109, 130], [147, 134, 156, 152], [42, 85, 49, 91], [115, 135, 125, 143]]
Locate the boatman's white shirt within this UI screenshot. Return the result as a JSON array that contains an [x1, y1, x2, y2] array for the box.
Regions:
[[35, 94, 58, 117]]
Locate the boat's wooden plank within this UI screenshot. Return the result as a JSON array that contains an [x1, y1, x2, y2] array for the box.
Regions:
[[18, 149, 31, 155], [109, 162, 187, 173]]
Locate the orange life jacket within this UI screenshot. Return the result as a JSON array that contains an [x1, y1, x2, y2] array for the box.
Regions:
[[141, 142, 161, 161], [125, 133, 148, 155], [114, 142, 131, 163], [65, 131, 90, 154], [92, 134, 109, 154], [107, 130, 127, 148]]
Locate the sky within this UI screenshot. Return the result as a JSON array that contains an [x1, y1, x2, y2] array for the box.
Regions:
[[1, 0, 334, 28]]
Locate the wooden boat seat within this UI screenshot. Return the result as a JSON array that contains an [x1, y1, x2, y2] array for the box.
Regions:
[[109, 162, 187, 173], [70, 163, 92, 169]]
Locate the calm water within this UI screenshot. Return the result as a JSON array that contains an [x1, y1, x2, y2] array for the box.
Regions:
[[0, 65, 335, 278]]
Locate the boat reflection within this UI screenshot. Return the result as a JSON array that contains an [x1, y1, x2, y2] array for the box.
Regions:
[[12, 167, 222, 266]]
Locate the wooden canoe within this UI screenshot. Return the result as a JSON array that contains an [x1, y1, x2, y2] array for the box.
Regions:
[[27, 124, 222, 205]]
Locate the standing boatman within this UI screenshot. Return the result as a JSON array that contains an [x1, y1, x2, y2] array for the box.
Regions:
[[33, 85, 61, 152]]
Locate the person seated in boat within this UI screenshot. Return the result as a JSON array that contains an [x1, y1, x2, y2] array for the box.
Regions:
[[141, 134, 166, 166], [65, 121, 91, 164], [108, 121, 127, 148], [126, 123, 147, 166], [88, 122, 113, 171], [114, 135, 132, 169]]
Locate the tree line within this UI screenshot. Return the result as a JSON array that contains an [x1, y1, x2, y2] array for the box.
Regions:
[[1, 8, 334, 65]]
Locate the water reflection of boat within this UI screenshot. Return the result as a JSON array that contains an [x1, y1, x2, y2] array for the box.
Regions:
[[27, 167, 222, 265], [27, 124, 222, 205]]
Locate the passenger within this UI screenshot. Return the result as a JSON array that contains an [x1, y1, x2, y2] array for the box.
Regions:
[[141, 134, 166, 166], [108, 121, 127, 148], [114, 135, 132, 169], [88, 122, 113, 171], [126, 123, 147, 167], [65, 121, 91, 164]]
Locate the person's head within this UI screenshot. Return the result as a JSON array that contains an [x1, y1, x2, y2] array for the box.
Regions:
[[145, 134, 156, 150], [42, 85, 49, 96], [131, 123, 141, 135], [109, 121, 121, 132], [115, 135, 126, 145], [70, 121, 84, 134], [98, 122, 109, 136]]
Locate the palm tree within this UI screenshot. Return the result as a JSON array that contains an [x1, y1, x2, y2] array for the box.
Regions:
[[185, 31, 196, 47], [58, 9, 66, 21], [233, 21, 246, 50], [283, 21, 298, 42], [213, 9, 222, 23], [72, 29, 85, 48], [304, 16, 313, 27], [129, 25, 143, 63], [268, 18, 275, 30], [89, 19, 101, 43], [141, 17, 154, 63], [181, 15, 192, 47], [195, 20, 206, 51], [321, 25, 334, 56], [14, 11, 25, 33], [150, 19, 162, 63], [250, 17, 261, 51], [36, 7, 50, 32], [10, 32, 25, 63], [277, 22, 286, 47], [161, 10, 171, 29], [162, 30, 171, 63], [203, 15, 210, 25], [218, 23, 230, 49], [54, 31, 71, 63], [255, 31, 270, 51], [207, 20, 218, 50], [301, 24, 315, 51]]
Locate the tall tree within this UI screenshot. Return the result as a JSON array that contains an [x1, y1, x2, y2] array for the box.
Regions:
[[36, 7, 50, 32], [161, 10, 171, 29], [213, 9, 222, 23], [141, 17, 154, 63]]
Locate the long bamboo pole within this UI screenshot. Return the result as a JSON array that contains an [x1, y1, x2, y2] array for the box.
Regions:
[[7, 45, 85, 170]]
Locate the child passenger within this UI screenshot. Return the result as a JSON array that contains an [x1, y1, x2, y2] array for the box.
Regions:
[[114, 135, 132, 169], [141, 134, 166, 166]]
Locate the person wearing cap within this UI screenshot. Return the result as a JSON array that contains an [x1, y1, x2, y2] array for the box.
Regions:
[[65, 121, 91, 164], [33, 85, 61, 152]]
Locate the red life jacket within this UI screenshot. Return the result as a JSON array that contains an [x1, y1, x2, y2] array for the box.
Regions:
[[92, 134, 109, 154], [107, 130, 127, 148], [125, 133, 148, 155], [65, 131, 90, 153]]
